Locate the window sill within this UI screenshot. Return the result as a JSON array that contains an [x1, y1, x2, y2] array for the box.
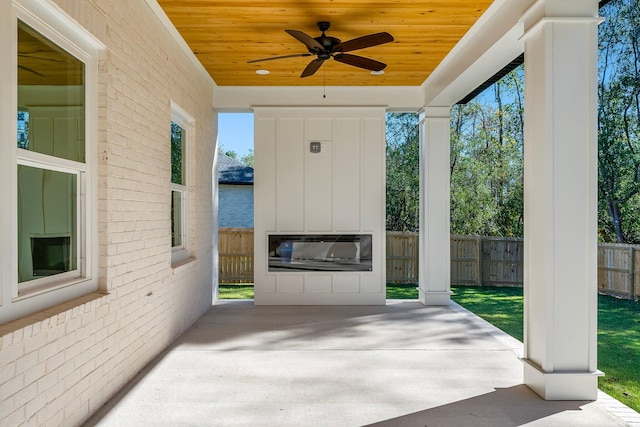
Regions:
[[0, 291, 108, 338], [15, 275, 90, 302], [172, 255, 196, 273]]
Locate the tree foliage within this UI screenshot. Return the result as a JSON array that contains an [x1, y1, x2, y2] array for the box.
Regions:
[[219, 146, 254, 168], [386, 0, 640, 243], [598, 0, 640, 243], [385, 68, 525, 236], [386, 112, 420, 231], [450, 67, 524, 237], [171, 121, 183, 185]]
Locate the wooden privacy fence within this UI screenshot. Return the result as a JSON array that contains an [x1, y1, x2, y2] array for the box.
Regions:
[[598, 243, 640, 300], [386, 231, 419, 284], [450, 235, 523, 287], [218, 228, 640, 300], [218, 227, 254, 283]]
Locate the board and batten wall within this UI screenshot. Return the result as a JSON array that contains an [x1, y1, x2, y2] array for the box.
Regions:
[[253, 107, 386, 305]]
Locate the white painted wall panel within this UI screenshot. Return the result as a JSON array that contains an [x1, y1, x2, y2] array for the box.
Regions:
[[362, 118, 384, 232], [276, 118, 304, 231], [307, 118, 332, 141], [305, 118, 333, 230], [254, 117, 277, 292], [278, 274, 304, 293], [305, 143, 333, 231], [255, 118, 277, 231], [333, 118, 361, 232], [305, 274, 332, 293], [334, 275, 360, 293]]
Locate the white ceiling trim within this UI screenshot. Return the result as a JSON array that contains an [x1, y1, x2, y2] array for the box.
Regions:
[[422, 0, 536, 107], [213, 86, 425, 112]]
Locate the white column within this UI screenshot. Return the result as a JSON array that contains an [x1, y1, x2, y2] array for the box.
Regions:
[[521, 0, 602, 400], [418, 107, 451, 306]]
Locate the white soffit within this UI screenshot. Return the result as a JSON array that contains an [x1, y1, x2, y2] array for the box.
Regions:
[[423, 0, 536, 107]]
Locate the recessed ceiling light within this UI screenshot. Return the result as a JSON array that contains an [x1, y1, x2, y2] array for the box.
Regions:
[[256, 69, 270, 75], [370, 70, 384, 75]]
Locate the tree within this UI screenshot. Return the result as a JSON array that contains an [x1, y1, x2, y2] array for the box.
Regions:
[[598, 0, 640, 243], [241, 149, 254, 168], [450, 66, 524, 237], [219, 146, 254, 168], [385, 0, 640, 243], [386, 113, 420, 232], [384, 68, 525, 237]]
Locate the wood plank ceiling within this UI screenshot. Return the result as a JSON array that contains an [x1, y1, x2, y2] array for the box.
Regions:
[[157, 0, 494, 86]]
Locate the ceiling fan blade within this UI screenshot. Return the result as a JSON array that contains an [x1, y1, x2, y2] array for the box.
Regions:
[[285, 29, 323, 52], [247, 53, 312, 64], [301, 58, 324, 78], [333, 53, 386, 71], [333, 32, 394, 53]]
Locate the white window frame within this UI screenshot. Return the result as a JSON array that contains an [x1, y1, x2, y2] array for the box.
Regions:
[[170, 103, 193, 265], [0, 0, 102, 324]]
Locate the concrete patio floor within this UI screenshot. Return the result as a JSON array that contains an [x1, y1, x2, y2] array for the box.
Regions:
[[85, 300, 639, 426]]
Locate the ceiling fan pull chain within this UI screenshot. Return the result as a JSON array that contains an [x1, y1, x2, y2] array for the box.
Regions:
[[323, 66, 326, 99]]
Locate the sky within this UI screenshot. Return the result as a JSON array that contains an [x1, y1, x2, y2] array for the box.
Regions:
[[218, 113, 254, 158]]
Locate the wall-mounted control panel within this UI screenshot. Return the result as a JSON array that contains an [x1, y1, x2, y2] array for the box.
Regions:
[[310, 141, 322, 153]]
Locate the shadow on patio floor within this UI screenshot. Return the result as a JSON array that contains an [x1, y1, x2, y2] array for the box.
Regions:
[[85, 301, 630, 427]]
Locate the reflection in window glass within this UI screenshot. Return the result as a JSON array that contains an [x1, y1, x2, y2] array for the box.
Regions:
[[171, 190, 183, 247], [18, 20, 85, 163], [17, 110, 29, 149], [171, 121, 184, 185], [17, 165, 77, 283]]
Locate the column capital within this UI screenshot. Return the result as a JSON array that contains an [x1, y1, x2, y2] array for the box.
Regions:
[[521, 0, 602, 40], [419, 106, 451, 120], [522, 16, 604, 41]]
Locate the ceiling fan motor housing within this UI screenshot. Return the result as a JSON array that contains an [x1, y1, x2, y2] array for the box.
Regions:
[[247, 21, 393, 77], [313, 22, 341, 56]]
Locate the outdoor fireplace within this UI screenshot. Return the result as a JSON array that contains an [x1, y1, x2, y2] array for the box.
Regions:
[[268, 234, 372, 272]]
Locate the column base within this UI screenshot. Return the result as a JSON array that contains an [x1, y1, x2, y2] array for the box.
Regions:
[[418, 289, 451, 306], [522, 358, 603, 400]]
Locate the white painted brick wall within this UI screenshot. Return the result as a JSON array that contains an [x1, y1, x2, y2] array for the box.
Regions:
[[0, 0, 216, 425]]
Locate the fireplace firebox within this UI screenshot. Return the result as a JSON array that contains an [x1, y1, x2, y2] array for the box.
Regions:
[[268, 234, 372, 272]]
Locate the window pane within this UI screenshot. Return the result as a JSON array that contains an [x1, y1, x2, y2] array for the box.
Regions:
[[18, 165, 77, 283], [171, 122, 184, 185], [17, 110, 29, 149], [18, 21, 85, 162], [172, 190, 183, 248]]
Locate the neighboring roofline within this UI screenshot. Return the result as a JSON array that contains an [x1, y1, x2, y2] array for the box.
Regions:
[[219, 182, 254, 186]]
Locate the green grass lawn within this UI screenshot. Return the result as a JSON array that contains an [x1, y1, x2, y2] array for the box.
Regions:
[[218, 284, 254, 299], [218, 283, 640, 412], [448, 285, 640, 413], [450, 285, 524, 341]]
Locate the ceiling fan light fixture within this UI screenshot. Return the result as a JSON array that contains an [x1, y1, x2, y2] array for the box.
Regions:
[[255, 69, 270, 75], [370, 70, 384, 75]]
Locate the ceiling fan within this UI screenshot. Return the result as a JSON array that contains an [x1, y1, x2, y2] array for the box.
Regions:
[[247, 21, 394, 78]]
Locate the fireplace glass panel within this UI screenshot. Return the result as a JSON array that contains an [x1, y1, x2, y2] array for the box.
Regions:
[[268, 234, 372, 272]]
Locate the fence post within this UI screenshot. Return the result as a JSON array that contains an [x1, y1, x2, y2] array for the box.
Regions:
[[630, 247, 636, 301], [476, 236, 482, 287]]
